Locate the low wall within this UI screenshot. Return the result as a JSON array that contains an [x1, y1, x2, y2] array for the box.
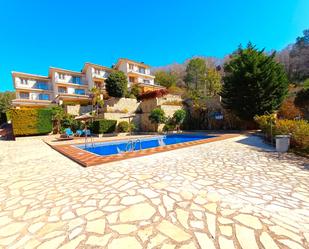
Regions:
[[66, 105, 92, 116], [104, 97, 140, 114], [103, 113, 141, 131], [161, 105, 182, 117]]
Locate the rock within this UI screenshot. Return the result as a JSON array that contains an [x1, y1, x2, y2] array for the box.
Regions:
[[120, 195, 146, 205], [235, 224, 259, 249], [194, 232, 216, 249], [279, 239, 304, 249], [110, 224, 137, 234], [86, 219, 105, 234], [219, 225, 232, 237], [218, 236, 235, 249], [157, 220, 191, 242], [260, 232, 279, 249], [119, 203, 156, 222], [205, 213, 216, 238], [234, 214, 262, 229], [176, 208, 189, 229], [59, 235, 85, 249], [86, 234, 112, 247], [108, 237, 142, 249]]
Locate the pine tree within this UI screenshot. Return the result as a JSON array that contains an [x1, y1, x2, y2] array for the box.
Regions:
[[221, 43, 289, 121]]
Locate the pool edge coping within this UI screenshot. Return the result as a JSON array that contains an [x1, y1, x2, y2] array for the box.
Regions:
[[47, 133, 241, 167]]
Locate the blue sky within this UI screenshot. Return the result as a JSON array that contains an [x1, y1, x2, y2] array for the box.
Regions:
[[0, 0, 308, 91]]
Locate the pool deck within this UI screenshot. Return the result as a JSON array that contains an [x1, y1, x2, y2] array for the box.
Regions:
[[47, 133, 239, 166], [0, 134, 309, 248]]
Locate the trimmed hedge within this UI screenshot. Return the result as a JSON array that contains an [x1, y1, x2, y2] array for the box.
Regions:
[[10, 108, 53, 136], [91, 119, 117, 134]]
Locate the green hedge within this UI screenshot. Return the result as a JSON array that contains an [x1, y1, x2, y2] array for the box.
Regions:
[[91, 119, 117, 134], [10, 108, 53, 136]]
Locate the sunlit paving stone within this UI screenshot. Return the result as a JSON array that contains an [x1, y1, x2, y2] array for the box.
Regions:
[[0, 135, 309, 248]]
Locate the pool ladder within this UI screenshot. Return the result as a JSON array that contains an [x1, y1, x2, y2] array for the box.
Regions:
[[125, 138, 142, 152], [84, 134, 94, 149]]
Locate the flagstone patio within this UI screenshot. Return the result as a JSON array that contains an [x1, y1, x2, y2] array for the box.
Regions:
[[0, 135, 308, 249]]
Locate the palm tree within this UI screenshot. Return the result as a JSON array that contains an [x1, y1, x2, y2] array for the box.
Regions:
[[90, 87, 104, 116], [50, 106, 65, 134]]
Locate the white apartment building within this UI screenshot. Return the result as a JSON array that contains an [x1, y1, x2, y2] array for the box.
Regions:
[[12, 58, 164, 108]]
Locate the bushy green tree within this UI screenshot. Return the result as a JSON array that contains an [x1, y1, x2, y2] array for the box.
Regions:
[[0, 91, 15, 113], [155, 71, 177, 88], [149, 108, 166, 131], [221, 43, 289, 121], [184, 58, 207, 91], [205, 68, 222, 96], [105, 71, 128, 98], [173, 109, 186, 131]]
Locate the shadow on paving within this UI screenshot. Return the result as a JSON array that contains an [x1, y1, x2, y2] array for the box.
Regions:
[[237, 135, 309, 171]]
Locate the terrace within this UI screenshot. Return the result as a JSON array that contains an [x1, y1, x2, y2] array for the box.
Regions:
[[0, 134, 308, 248]]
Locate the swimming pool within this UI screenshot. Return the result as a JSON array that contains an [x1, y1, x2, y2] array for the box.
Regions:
[[76, 134, 215, 157]]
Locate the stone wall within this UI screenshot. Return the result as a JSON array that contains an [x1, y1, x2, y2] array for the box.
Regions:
[[103, 113, 141, 131], [103, 95, 183, 132], [65, 105, 92, 116], [104, 97, 140, 114]]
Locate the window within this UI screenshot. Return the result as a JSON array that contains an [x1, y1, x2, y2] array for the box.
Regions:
[[36, 81, 49, 90], [20, 78, 28, 85], [129, 64, 134, 70], [75, 89, 85, 95], [39, 94, 50, 100], [58, 73, 65, 80], [94, 69, 100, 75], [20, 92, 29, 99], [72, 76, 82, 84], [143, 79, 150, 84], [58, 87, 67, 93], [129, 77, 135, 83], [139, 67, 145, 74]]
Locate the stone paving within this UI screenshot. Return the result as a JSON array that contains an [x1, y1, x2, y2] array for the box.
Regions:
[[0, 135, 308, 249]]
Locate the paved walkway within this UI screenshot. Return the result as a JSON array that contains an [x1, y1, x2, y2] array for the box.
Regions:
[[0, 135, 308, 249]]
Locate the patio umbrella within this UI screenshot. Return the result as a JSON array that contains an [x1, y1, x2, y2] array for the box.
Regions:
[[75, 114, 94, 134], [74, 113, 94, 121]]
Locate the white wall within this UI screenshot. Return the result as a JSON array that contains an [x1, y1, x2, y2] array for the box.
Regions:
[[17, 91, 50, 100], [15, 77, 52, 90], [54, 72, 86, 85]]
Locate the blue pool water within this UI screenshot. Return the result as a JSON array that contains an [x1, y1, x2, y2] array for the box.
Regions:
[[76, 134, 214, 157]]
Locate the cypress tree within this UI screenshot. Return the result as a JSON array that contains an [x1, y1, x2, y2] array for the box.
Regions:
[[221, 43, 289, 121]]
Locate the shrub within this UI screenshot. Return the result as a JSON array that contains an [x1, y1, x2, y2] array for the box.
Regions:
[[163, 118, 176, 132], [117, 121, 130, 132], [90, 119, 117, 134], [105, 71, 128, 97], [10, 108, 52, 136], [274, 119, 309, 149], [255, 115, 309, 152], [130, 84, 141, 99], [278, 98, 303, 119], [173, 109, 186, 125], [149, 108, 166, 125], [139, 89, 168, 100]]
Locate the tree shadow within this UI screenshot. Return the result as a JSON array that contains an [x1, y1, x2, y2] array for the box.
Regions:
[[236, 135, 275, 152], [237, 135, 309, 170]]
